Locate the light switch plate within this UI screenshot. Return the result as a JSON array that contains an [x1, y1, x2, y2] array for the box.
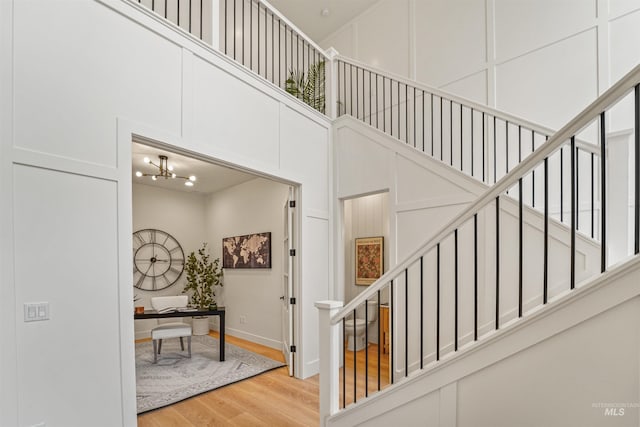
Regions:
[[24, 302, 49, 322]]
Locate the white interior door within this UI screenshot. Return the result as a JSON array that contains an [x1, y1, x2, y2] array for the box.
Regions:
[[281, 187, 295, 376]]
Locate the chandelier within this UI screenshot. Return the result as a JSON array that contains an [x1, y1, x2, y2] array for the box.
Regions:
[[135, 155, 197, 187]]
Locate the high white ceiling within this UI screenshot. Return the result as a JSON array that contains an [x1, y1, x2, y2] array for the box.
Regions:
[[268, 0, 379, 43], [132, 143, 256, 195]]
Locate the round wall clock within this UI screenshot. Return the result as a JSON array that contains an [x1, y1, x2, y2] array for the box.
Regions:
[[132, 228, 185, 291]]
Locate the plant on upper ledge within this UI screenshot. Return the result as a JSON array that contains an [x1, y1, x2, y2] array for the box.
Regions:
[[285, 60, 325, 113], [182, 243, 223, 309]]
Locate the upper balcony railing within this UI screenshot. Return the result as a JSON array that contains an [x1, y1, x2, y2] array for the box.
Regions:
[[132, 0, 329, 114]]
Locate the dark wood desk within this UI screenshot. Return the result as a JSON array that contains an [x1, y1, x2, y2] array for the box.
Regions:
[[135, 307, 226, 361]]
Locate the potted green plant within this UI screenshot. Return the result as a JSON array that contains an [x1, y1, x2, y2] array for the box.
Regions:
[[285, 60, 325, 113], [182, 243, 223, 335]]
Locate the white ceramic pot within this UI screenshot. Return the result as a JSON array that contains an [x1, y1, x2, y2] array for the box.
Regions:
[[192, 316, 210, 335]]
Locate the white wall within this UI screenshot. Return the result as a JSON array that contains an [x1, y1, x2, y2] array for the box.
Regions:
[[132, 183, 207, 338], [205, 177, 290, 350], [0, 0, 331, 425], [320, 0, 640, 130]]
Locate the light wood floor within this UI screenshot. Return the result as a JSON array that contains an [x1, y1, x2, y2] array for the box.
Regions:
[[136, 332, 389, 426]]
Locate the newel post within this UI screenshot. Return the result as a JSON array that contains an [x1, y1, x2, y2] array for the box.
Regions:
[[316, 300, 343, 426], [325, 47, 340, 120]]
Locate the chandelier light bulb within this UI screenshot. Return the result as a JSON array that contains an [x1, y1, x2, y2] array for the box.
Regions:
[[143, 157, 150, 164], [185, 181, 194, 187], [151, 175, 157, 181], [135, 171, 142, 177], [172, 173, 176, 178], [168, 165, 174, 171], [189, 175, 196, 182]]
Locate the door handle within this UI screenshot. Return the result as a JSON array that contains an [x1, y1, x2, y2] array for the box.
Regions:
[[279, 296, 285, 300]]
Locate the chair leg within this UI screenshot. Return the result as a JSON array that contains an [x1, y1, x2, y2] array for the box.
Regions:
[[152, 340, 158, 364], [187, 336, 191, 358], [180, 336, 184, 351], [157, 339, 162, 354]]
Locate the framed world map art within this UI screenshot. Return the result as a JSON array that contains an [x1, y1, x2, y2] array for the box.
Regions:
[[355, 236, 384, 285], [222, 232, 272, 269]]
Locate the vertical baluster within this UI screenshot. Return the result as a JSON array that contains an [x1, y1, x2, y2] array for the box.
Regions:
[[250, 1, 253, 69], [265, 5, 268, 79], [436, 243, 440, 361], [241, 0, 244, 64], [200, 0, 203, 39], [460, 104, 464, 172], [413, 86, 418, 148], [342, 317, 346, 408], [577, 147, 580, 232], [383, 77, 386, 133], [353, 308, 357, 403], [519, 177, 523, 317], [165, 0, 169, 19], [398, 81, 401, 141], [482, 113, 486, 183], [449, 101, 462, 170], [591, 152, 595, 238], [271, 13, 274, 84], [283, 20, 286, 87], [365, 299, 369, 397], [601, 112, 607, 272], [560, 147, 564, 222], [635, 84, 640, 254], [431, 94, 434, 156], [362, 68, 365, 122], [350, 65, 353, 116], [454, 229, 458, 352], [518, 125, 522, 163], [571, 136, 576, 290], [337, 60, 341, 115], [544, 157, 549, 304], [471, 108, 474, 177], [177, 0, 180, 28], [388, 80, 394, 136], [405, 84, 408, 144], [232, 0, 236, 59], [223, 0, 227, 53], [375, 74, 379, 129], [474, 213, 478, 341], [422, 91, 426, 152], [495, 197, 500, 330], [532, 130, 536, 208], [440, 97, 443, 161], [505, 121, 510, 174], [390, 279, 394, 384], [256, 7, 262, 75], [377, 289, 381, 391], [356, 66, 359, 120], [404, 268, 408, 378], [420, 256, 424, 369], [493, 117, 497, 184], [370, 72, 373, 126], [188, 0, 191, 33]]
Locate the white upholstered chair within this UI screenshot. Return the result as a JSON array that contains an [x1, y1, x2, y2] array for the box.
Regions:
[[150, 295, 192, 363]]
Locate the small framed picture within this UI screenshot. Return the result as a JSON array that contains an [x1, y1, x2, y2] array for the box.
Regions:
[[355, 236, 384, 286]]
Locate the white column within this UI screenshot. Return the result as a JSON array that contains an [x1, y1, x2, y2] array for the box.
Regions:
[[316, 300, 343, 426], [325, 47, 340, 120]]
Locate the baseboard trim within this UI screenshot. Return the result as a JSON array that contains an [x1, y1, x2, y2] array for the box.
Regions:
[[226, 327, 282, 350]]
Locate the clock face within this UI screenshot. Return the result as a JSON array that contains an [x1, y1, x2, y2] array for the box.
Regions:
[[132, 229, 185, 291]]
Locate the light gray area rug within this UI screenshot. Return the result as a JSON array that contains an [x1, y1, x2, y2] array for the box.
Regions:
[[136, 335, 284, 414]]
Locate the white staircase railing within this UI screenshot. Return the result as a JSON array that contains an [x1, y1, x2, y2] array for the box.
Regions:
[[318, 62, 640, 424]]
